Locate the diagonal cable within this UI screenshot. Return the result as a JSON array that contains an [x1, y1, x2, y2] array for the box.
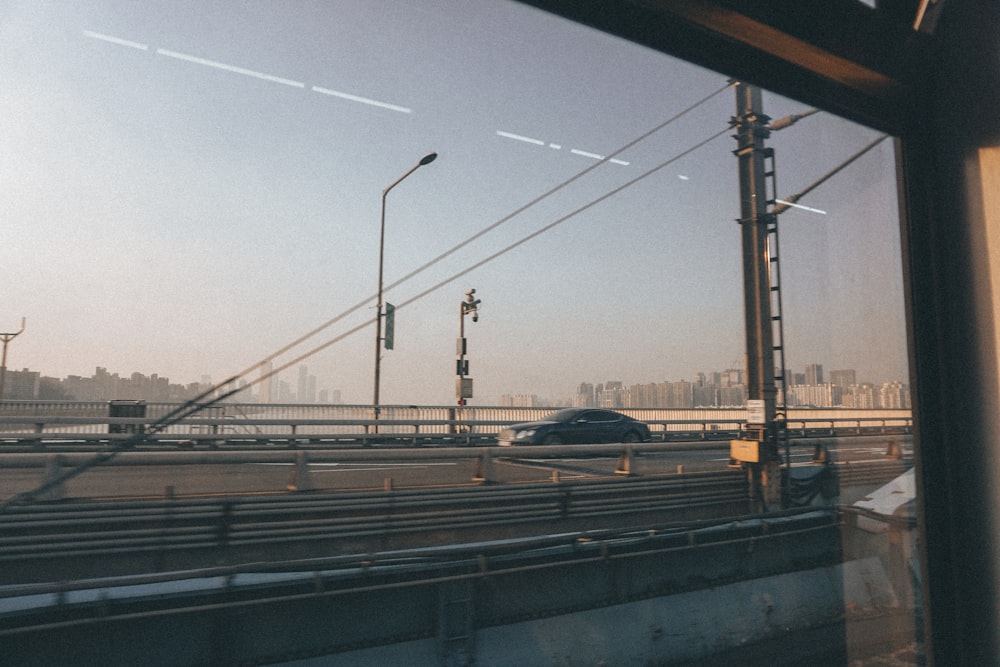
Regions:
[[0, 86, 735, 511]]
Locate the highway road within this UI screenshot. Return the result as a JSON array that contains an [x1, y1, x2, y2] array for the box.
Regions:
[[0, 436, 907, 501]]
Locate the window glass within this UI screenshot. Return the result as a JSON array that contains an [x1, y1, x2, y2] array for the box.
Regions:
[[1, 1, 916, 664]]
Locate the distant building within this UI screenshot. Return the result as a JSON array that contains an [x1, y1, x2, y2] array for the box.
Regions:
[[597, 381, 626, 408], [693, 383, 718, 407], [259, 362, 274, 403], [500, 394, 545, 407], [623, 383, 650, 408], [829, 369, 857, 388], [805, 364, 824, 386], [880, 381, 911, 409], [1, 368, 39, 400], [718, 384, 747, 407], [844, 383, 877, 408], [297, 365, 316, 403], [574, 382, 595, 407], [787, 383, 834, 407], [720, 368, 743, 387]]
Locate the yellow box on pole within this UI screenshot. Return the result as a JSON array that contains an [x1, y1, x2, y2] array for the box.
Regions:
[[730, 439, 761, 463]]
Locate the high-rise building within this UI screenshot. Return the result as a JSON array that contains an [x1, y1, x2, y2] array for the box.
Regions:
[[846, 383, 877, 409], [500, 394, 543, 407], [721, 368, 743, 387], [259, 362, 274, 403], [829, 369, 856, 388], [298, 365, 309, 403], [880, 381, 911, 409], [787, 383, 834, 407], [2, 368, 39, 399], [693, 384, 718, 407], [805, 364, 824, 385], [598, 381, 626, 408]]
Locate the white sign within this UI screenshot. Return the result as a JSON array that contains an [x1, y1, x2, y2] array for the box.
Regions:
[[747, 399, 766, 424]]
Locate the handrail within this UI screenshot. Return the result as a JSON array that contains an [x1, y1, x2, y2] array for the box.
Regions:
[[0, 458, 911, 588], [0, 409, 912, 443], [0, 471, 750, 584]]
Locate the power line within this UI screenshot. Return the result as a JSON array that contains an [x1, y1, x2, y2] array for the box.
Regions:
[[385, 81, 737, 295], [231, 81, 737, 383], [773, 135, 890, 215], [235, 125, 735, 392], [0, 86, 735, 511], [396, 127, 733, 311]]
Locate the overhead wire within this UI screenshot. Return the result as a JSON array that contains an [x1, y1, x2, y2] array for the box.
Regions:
[[228, 80, 738, 383], [773, 134, 890, 215], [213, 123, 737, 394], [0, 82, 736, 511]]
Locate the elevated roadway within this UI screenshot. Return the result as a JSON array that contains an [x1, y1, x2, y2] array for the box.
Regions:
[[0, 435, 908, 498], [0, 436, 911, 585]]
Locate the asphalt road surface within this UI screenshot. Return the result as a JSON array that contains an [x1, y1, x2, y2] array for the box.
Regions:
[[0, 436, 907, 501]]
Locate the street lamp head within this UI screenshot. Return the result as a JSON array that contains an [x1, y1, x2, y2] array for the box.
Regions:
[[419, 152, 438, 166]]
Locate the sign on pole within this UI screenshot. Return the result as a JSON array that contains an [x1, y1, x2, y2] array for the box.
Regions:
[[384, 303, 395, 350]]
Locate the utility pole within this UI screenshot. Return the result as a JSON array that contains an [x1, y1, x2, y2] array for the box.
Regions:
[[729, 83, 783, 510], [0, 317, 26, 403]]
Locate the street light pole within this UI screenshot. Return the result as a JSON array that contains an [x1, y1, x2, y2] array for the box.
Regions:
[[0, 317, 26, 403], [373, 152, 437, 427]]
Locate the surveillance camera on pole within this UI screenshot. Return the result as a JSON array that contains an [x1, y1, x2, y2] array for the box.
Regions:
[[457, 289, 482, 405]]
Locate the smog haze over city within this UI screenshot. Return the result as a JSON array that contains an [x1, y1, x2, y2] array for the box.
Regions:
[[2, 1, 908, 406]]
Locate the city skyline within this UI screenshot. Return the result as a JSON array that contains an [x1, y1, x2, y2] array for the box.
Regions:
[[3, 1, 908, 408], [2, 358, 908, 410]]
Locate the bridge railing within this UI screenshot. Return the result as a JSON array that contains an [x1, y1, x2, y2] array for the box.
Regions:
[[0, 401, 912, 445]]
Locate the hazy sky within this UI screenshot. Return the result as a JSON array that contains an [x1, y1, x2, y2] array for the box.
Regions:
[[2, 1, 908, 405]]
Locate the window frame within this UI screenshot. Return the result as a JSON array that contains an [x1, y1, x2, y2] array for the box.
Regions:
[[516, 2, 1000, 664]]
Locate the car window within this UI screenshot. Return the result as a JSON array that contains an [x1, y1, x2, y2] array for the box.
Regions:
[[547, 409, 578, 422]]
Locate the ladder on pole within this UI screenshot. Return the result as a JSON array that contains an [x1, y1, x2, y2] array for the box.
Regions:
[[763, 147, 790, 466]]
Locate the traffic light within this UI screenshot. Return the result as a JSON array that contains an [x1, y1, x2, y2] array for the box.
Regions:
[[384, 303, 395, 350]]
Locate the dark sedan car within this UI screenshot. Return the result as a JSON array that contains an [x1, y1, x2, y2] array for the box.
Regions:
[[497, 408, 651, 446]]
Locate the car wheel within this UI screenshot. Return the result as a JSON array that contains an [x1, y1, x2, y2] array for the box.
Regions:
[[542, 434, 563, 445], [623, 431, 641, 443]]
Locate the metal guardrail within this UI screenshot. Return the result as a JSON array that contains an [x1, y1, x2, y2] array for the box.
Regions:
[[0, 404, 912, 449], [0, 508, 853, 667], [0, 455, 911, 586], [0, 471, 749, 584], [0, 401, 912, 447]]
